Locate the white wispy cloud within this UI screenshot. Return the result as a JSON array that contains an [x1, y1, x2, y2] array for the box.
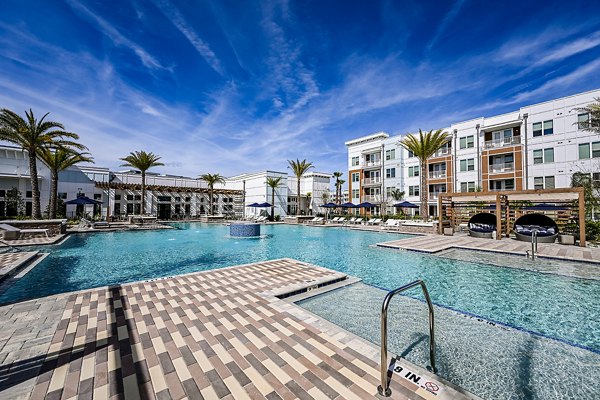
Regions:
[[427, 0, 467, 51], [150, 0, 224, 75], [65, 0, 167, 71]]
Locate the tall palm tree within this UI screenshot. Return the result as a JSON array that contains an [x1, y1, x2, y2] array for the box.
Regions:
[[332, 171, 343, 203], [574, 97, 600, 134], [399, 129, 450, 219], [200, 173, 226, 215], [265, 176, 282, 221], [390, 189, 405, 202], [120, 151, 164, 215], [0, 108, 82, 219], [288, 159, 314, 215], [39, 147, 94, 219]]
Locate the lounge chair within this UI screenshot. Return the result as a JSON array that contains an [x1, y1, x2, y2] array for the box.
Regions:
[[353, 218, 364, 225], [306, 217, 319, 224], [92, 221, 110, 229], [0, 223, 49, 239], [514, 213, 558, 243], [366, 218, 376, 225], [329, 217, 341, 223], [371, 218, 382, 225], [382, 219, 399, 230], [337, 217, 346, 224], [468, 212, 496, 239], [346, 217, 357, 225]]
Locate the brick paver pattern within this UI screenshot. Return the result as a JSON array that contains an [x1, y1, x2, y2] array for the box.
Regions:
[[2, 259, 434, 400]]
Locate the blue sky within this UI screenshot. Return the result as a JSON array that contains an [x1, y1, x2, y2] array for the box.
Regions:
[[2, 0, 600, 179]]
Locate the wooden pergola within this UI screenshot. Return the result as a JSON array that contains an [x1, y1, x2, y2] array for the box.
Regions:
[[94, 181, 243, 195], [437, 188, 586, 247]]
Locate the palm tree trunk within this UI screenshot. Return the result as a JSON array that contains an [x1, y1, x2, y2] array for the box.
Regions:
[[271, 189, 275, 221], [420, 162, 428, 220], [50, 171, 58, 219], [296, 179, 301, 215], [209, 186, 213, 215], [28, 148, 42, 219], [141, 171, 146, 215]]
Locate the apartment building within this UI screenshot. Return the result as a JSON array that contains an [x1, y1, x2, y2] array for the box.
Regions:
[[226, 171, 332, 217], [346, 89, 600, 216]]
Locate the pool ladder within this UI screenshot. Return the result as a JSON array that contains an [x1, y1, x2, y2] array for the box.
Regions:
[[377, 280, 436, 397], [526, 230, 538, 260]]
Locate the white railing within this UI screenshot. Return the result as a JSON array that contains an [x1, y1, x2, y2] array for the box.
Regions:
[[433, 147, 451, 157], [363, 160, 381, 168], [429, 170, 447, 179], [363, 177, 381, 185], [429, 192, 441, 200], [484, 136, 521, 149], [489, 162, 514, 173], [363, 195, 382, 203]]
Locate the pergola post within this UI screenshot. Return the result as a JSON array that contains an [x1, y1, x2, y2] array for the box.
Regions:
[[438, 195, 443, 235], [495, 192, 502, 240], [578, 188, 586, 247]]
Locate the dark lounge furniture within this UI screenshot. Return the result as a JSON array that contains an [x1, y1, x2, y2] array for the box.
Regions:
[[468, 212, 497, 238], [514, 213, 558, 243]]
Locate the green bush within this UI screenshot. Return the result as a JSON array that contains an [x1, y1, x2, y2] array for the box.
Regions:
[[586, 220, 600, 242]]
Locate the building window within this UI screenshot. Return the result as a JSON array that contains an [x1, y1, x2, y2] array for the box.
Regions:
[[386, 168, 395, 178], [408, 166, 419, 177], [545, 176, 555, 189], [593, 172, 600, 184], [385, 149, 395, 160], [26, 191, 32, 198], [408, 185, 420, 197], [352, 173, 360, 182], [135, 195, 142, 201], [115, 194, 121, 200], [459, 158, 475, 172], [460, 182, 476, 192], [351, 189, 359, 199], [578, 113, 590, 129], [351, 156, 359, 166], [593, 141, 600, 158], [533, 120, 553, 137], [94, 194, 102, 200], [58, 192, 67, 199], [534, 177, 544, 190], [0, 190, 5, 197], [459, 135, 474, 149], [407, 150, 414, 158], [579, 143, 590, 159], [127, 194, 134, 201], [533, 148, 554, 164]]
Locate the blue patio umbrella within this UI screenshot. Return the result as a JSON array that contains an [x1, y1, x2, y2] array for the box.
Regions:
[[356, 202, 376, 208], [523, 203, 568, 211], [320, 203, 338, 208], [339, 202, 356, 208], [256, 202, 273, 207], [64, 196, 102, 205], [247, 202, 260, 207], [393, 201, 419, 208]]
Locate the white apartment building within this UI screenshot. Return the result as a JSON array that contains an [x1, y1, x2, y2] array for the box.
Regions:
[[346, 89, 600, 216], [226, 171, 332, 218]]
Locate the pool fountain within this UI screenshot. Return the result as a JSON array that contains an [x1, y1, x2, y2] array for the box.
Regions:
[[229, 222, 261, 237]]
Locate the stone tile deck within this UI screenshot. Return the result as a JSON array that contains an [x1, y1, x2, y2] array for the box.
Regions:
[[0, 252, 39, 281], [0, 259, 471, 400], [1, 235, 67, 247], [378, 234, 600, 264]]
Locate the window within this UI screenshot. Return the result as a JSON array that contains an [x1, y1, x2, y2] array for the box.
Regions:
[[409, 185, 420, 197], [534, 177, 544, 190], [533, 148, 554, 164], [351, 189, 359, 199], [593, 141, 600, 158], [175, 197, 181, 202], [93, 194, 102, 200], [115, 194, 121, 200], [545, 176, 555, 189], [533, 120, 553, 137], [407, 150, 414, 158], [351, 156, 359, 166], [127, 194, 134, 201], [459, 158, 475, 172], [386, 168, 395, 178], [578, 113, 590, 129], [408, 166, 419, 177], [185, 197, 191, 202], [135, 195, 141, 201], [386, 187, 395, 198], [26, 191, 32, 198], [506, 179, 515, 190], [460, 182, 476, 192], [459, 135, 474, 149], [0, 190, 5, 197], [352, 173, 360, 182], [385, 149, 395, 160], [593, 173, 600, 184], [579, 143, 590, 159]]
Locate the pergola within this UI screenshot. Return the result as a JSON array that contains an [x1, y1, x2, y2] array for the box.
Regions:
[[437, 188, 586, 247], [94, 181, 243, 195]]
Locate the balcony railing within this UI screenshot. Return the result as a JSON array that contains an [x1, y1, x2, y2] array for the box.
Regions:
[[429, 170, 447, 179], [363, 177, 381, 185], [489, 162, 514, 173], [362, 160, 381, 168], [484, 136, 521, 149], [362, 195, 382, 203], [433, 147, 451, 157], [429, 192, 442, 200]]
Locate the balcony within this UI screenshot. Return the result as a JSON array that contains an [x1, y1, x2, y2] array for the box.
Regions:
[[489, 162, 514, 174], [362, 160, 381, 168], [362, 177, 381, 186], [429, 192, 441, 200], [432, 147, 451, 157], [484, 135, 521, 149], [362, 195, 382, 203], [429, 170, 447, 179]]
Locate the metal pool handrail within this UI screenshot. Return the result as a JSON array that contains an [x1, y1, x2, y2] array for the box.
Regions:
[[377, 280, 436, 397]]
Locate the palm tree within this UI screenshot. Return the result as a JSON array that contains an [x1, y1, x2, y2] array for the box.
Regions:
[[265, 176, 282, 221], [288, 159, 314, 215], [39, 147, 94, 219], [574, 97, 600, 134], [0, 108, 82, 219], [399, 129, 450, 219], [332, 171, 343, 203], [120, 151, 164, 215], [390, 189, 405, 202], [200, 173, 226, 215]]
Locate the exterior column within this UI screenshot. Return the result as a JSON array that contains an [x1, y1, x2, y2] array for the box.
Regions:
[[476, 124, 482, 189], [496, 192, 502, 240], [579, 188, 586, 247], [437, 195, 443, 234], [522, 113, 529, 190]]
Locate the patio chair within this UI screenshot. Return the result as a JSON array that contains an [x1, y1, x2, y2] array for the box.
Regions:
[[353, 218, 364, 225], [382, 219, 399, 230], [514, 213, 558, 243], [468, 213, 497, 239], [346, 217, 357, 225], [372, 218, 382, 225], [366, 218, 376, 225]]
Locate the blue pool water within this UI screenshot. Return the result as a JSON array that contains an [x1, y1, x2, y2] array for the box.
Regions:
[[1, 223, 599, 356]]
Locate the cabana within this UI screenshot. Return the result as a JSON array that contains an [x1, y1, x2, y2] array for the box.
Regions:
[[468, 212, 497, 238], [437, 187, 586, 247], [514, 213, 559, 243]]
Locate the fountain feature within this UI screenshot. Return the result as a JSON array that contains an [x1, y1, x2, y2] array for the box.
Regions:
[[229, 222, 261, 237]]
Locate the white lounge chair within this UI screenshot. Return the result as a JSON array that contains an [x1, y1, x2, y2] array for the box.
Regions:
[[366, 218, 376, 225], [337, 217, 346, 224], [306, 217, 318, 223], [382, 219, 399, 230], [329, 217, 341, 223], [371, 218, 382, 225], [347, 217, 357, 225], [353, 218, 364, 225]]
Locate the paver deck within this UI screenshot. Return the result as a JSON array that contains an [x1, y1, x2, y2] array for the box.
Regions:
[[0, 252, 39, 280], [378, 234, 600, 264], [0, 259, 472, 400]]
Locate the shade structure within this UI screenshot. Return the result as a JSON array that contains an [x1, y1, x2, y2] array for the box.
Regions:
[[339, 202, 356, 208], [247, 202, 260, 207], [320, 202, 338, 208], [255, 202, 273, 207], [64, 196, 102, 205], [356, 202, 376, 208], [523, 203, 568, 211], [393, 201, 419, 208]]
